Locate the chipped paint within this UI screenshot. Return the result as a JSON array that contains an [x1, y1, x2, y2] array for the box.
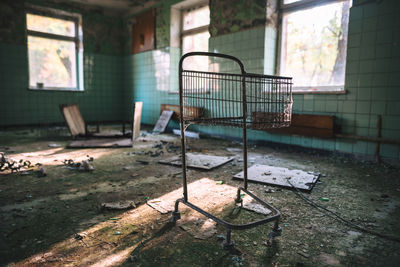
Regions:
[[0, 0, 26, 45], [155, 6, 170, 49], [0, 0, 124, 55], [209, 0, 267, 37]]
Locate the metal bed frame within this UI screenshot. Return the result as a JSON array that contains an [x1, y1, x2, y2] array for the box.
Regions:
[[170, 52, 293, 248]]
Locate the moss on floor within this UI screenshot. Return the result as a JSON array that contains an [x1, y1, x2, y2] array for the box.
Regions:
[[0, 126, 399, 266]]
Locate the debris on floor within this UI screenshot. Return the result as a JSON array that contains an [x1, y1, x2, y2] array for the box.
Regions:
[[159, 153, 233, 170], [63, 156, 94, 172], [67, 138, 132, 148], [36, 167, 47, 177], [100, 200, 136, 211], [48, 143, 61, 148], [226, 147, 242, 153], [2, 127, 400, 267], [153, 110, 174, 133], [241, 195, 272, 215], [147, 198, 174, 214], [173, 129, 200, 139], [0, 152, 41, 175], [233, 164, 320, 191], [179, 218, 217, 240]]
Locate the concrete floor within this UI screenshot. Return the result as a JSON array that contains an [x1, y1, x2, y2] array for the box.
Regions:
[[0, 127, 399, 266]]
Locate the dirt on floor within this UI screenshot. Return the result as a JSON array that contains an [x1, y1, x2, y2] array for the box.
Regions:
[[0, 126, 399, 267]]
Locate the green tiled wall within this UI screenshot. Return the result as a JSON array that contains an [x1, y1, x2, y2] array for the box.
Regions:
[[125, 0, 399, 160], [0, 43, 124, 126], [204, 2, 400, 160], [1, 0, 399, 160], [124, 47, 180, 125], [0, 0, 126, 127], [209, 27, 266, 74]]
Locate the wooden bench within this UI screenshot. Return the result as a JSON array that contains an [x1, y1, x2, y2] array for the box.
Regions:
[[160, 104, 204, 121], [267, 113, 335, 138]]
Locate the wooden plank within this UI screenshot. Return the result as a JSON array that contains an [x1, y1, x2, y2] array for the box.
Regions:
[[253, 113, 334, 138], [132, 102, 143, 141], [131, 9, 155, 54], [60, 104, 86, 137], [160, 104, 204, 121], [153, 110, 173, 133], [291, 114, 334, 129]]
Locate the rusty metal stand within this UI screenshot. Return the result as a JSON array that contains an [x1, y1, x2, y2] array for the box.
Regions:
[[170, 52, 292, 248]]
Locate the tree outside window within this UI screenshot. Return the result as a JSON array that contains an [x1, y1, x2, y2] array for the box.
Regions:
[[280, 0, 350, 92], [26, 9, 83, 90], [181, 5, 210, 72]]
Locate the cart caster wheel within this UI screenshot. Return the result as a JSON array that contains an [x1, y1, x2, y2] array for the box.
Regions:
[[169, 211, 181, 223], [268, 226, 282, 239], [222, 239, 235, 249], [234, 198, 243, 205]]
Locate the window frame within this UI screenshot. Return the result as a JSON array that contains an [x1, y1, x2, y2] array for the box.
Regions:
[[277, 0, 349, 94], [25, 6, 83, 91], [180, 4, 210, 55]]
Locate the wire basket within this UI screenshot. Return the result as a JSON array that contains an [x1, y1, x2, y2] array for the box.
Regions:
[[180, 53, 293, 130]]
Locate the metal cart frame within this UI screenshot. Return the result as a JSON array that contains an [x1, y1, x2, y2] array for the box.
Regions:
[[170, 52, 293, 248]]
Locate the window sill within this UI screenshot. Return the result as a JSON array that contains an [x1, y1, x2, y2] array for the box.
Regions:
[[168, 90, 211, 95], [292, 86, 346, 95], [292, 90, 346, 95], [28, 87, 84, 92], [168, 89, 346, 95]]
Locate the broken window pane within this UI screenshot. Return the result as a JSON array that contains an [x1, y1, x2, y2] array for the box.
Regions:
[[182, 31, 210, 71], [28, 36, 76, 88], [27, 13, 75, 37], [182, 5, 210, 31], [280, 1, 350, 91]]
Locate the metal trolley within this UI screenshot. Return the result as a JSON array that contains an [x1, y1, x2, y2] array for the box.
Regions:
[[170, 52, 293, 247]]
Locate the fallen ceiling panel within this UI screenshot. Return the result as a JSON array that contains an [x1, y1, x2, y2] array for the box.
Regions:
[[159, 153, 233, 170], [233, 164, 319, 192]]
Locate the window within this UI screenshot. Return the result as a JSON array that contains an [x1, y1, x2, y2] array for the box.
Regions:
[[181, 5, 210, 71], [26, 8, 83, 90], [279, 0, 351, 92]]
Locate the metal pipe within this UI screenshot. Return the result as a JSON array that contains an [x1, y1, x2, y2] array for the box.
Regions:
[[376, 115, 382, 163], [178, 56, 188, 202], [241, 66, 248, 190]]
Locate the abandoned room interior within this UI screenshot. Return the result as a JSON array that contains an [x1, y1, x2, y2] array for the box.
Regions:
[[0, 0, 400, 266]]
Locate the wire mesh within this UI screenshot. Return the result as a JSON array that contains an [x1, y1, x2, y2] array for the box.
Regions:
[[180, 55, 293, 130]]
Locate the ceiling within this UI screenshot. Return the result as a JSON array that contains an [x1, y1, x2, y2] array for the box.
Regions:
[[59, 0, 160, 15]]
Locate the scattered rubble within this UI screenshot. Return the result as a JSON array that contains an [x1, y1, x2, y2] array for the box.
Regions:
[[242, 196, 272, 215], [0, 152, 42, 174], [63, 156, 94, 172], [147, 199, 174, 214], [48, 143, 61, 148], [179, 219, 217, 240], [100, 200, 136, 211], [173, 129, 199, 139]]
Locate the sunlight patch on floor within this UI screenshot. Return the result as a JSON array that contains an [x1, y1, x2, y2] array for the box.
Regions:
[[14, 178, 241, 266]]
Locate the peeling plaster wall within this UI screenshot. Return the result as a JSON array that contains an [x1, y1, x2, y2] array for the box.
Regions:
[[34, 0, 124, 55], [0, 0, 26, 45], [83, 13, 124, 55], [209, 0, 267, 37], [155, 5, 171, 49]]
